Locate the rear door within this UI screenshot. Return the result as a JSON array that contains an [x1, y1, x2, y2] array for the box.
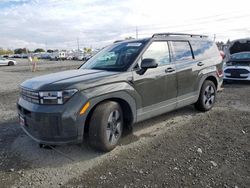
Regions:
[[169, 41, 199, 107]]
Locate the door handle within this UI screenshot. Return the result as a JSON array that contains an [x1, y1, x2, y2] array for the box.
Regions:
[[197, 62, 204, 66], [165, 67, 175, 73]]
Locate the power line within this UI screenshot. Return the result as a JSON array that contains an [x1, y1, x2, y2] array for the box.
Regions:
[[30, 11, 250, 49]]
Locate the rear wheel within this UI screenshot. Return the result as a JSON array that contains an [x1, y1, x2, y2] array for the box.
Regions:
[[8, 61, 14, 66], [195, 80, 216, 111], [89, 101, 123, 152]]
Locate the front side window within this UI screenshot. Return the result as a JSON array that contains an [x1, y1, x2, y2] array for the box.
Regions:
[[80, 41, 146, 72], [142, 41, 170, 65], [171, 41, 193, 61]]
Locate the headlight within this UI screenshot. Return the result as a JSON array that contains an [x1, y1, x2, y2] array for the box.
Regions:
[[39, 89, 78, 104]]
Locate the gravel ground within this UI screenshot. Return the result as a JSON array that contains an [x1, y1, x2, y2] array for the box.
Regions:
[[65, 100, 250, 188], [0, 60, 249, 188]]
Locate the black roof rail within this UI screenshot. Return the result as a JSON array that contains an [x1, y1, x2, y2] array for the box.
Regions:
[[152, 33, 208, 38]]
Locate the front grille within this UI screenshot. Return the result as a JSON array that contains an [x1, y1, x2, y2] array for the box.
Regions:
[[20, 87, 40, 104], [224, 68, 249, 74]]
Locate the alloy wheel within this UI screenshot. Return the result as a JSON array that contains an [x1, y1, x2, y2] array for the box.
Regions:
[[203, 85, 215, 108], [106, 110, 122, 145]]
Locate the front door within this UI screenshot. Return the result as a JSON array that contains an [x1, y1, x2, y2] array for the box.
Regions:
[[132, 41, 177, 121]]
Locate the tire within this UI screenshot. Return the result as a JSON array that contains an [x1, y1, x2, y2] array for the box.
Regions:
[[89, 101, 123, 152], [195, 80, 217, 112], [8, 61, 14, 66]]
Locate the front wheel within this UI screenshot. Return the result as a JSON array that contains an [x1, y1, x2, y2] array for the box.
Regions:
[[89, 101, 123, 152], [195, 80, 217, 111]]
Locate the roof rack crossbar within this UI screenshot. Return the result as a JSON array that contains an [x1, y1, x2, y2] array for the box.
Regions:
[[152, 33, 208, 38]]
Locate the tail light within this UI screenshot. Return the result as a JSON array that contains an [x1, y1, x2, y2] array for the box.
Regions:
[[216, 69, 224, 77], [219, 51, 225, 60]]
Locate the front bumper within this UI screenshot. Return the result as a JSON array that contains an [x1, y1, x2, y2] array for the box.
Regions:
[[17, 92, 89, 145], [224, 66, 250, 81]]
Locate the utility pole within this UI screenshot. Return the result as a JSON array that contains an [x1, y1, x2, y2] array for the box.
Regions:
[[77, 37, 80, 57], [136, 26, 138, 39], [45, 41, 47, 52], [77, 37, 80, 51], [213, 34, 216, 42]]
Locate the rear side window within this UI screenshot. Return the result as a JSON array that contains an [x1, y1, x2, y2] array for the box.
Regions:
[[142, 41, 170, 65], [171, 41, 193, 61], [190, 40, 218, 59]]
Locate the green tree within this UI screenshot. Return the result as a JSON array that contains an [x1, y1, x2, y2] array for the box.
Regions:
[[0, 48, 5, 55], [84, 47, 92, 53], [0, 48, 14, 55], [47, 49, 54, 53], [14, 48, 28, 54], [34, 48, 45, 53], [6, 49, 13, 55]]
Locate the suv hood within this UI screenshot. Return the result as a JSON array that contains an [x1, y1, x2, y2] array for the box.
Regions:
[[229, 39, 250, 54], [21, 69, 119, 91]]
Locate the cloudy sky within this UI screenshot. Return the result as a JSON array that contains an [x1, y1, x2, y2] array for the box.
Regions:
[[0, 0, 250, 50]]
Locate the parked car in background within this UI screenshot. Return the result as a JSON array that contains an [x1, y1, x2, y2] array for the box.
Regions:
[[66, 55, 74, 60], [0, 57, 17, 66], [49, 51, 66, 61], [224, 52, 250, 81], [224, 38, 250, 81], [21, 54, 28, 59], [82, 54, 92, 61], [12, 54, 22, 58], [17, 33, 223, 152], [39, 53, 51, 60]]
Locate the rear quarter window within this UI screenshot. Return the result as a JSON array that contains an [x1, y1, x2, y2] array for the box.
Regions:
[[190, 40, 219, 59]]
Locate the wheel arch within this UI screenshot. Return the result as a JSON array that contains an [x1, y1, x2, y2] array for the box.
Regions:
[[205, 75, 218, 89], [195, 73, 219, 102], [83, 92, 136, 137], [198, 73, 218, 92]]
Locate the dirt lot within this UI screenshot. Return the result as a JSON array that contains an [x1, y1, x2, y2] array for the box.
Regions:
[[0, 59, 249, 188]]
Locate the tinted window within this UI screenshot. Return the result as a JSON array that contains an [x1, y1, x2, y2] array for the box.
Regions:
[[143, 41, 170, 65], [171, 41, 193, 61]]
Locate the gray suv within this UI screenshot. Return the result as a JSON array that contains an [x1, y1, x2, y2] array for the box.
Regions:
[[17, 33, 223, 151]]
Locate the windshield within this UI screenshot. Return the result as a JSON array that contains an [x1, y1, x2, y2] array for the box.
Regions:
[[231, 52, 250, 60], [80, 41, 146, 71]]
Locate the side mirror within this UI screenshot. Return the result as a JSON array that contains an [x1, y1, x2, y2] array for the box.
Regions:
[[141, 58, 158, 69], [136, 58, 158, 75]]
